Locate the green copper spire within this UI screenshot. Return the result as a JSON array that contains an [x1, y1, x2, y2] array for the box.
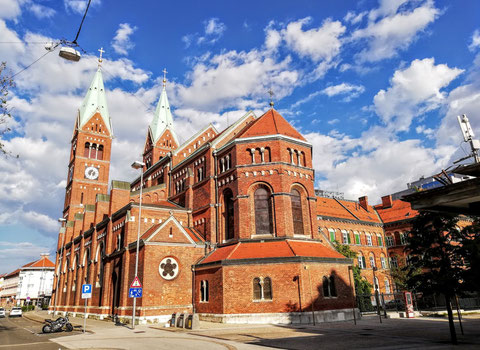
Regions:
[[78, 56, 112, 135], [148, 68, 178, 145]]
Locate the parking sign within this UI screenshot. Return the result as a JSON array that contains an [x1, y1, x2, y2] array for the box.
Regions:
[[81, 284, 92, 299]]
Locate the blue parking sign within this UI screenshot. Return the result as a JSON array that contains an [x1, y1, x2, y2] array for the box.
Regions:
[[82, 284, 92, 299], [129, 287, 142, 298]]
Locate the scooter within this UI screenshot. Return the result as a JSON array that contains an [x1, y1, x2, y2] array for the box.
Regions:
[[42, 315, 74, 333]]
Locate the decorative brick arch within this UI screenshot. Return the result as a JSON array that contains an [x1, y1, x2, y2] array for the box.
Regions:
[[289, 183, 312, 236]]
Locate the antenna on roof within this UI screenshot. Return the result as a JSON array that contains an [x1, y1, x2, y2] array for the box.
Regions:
[[455, 114, 480, 163]]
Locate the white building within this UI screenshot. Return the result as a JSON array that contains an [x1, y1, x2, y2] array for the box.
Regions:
[[0, 254, 55, 307]]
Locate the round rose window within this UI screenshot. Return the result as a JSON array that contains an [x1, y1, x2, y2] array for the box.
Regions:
[[159, 257, 179, 280]]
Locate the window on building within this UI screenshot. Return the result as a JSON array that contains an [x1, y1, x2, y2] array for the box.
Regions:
[[366, 233, 373, 246], [380, 255, 387, 269], [400, 232, 407, 245], [97, 145, 104, 160], [385, 278, 391, 294], [84, 142, 90, 157], [200, 280, 209, 302], [224, 189, 235, 240], [390, 256, 398, 268], [358, 254, 366, 269], [197, 167, 204, 182], [84, 248, 91, 283], [354, 231, 360, 245], [328, 228, 336, 242], [386, 235, 394, 247], [253, 277, 272, 301], [322, 275, 337, 297], [291, 189, 304, 235], [341, 230, 351, 244], [377, 234, 383, 246], [254, 187, 273, 235], [90, 144, 97, 160], [369, 254, 376, 268]]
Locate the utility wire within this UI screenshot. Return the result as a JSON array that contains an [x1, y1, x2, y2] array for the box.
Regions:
[[11, 49, 54, 78], [72, 0, 92, 44]]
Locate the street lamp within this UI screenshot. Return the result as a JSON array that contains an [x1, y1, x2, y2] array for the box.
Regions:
[[131, 160, 145, 329], [53, 218, 67, 315], [372, 266, 382, 323]]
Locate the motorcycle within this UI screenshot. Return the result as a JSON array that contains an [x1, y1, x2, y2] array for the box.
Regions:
[[42, 315, 74, 333]]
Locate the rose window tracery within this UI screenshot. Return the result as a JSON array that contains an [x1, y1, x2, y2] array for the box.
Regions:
[[159, 257, 179, 280]]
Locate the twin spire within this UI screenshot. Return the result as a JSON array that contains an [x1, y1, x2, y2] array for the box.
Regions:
[[78, 49, 177, 144]]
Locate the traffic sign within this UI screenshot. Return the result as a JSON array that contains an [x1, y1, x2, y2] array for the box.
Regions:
[[130, 276, 142, 288], [129, 287, 143, 298], [81, 284, 92, 299]]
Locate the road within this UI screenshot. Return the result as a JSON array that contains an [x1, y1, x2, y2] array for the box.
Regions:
[[0, 315, 76, 350]]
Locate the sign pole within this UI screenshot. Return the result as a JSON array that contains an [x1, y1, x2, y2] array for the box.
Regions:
[[84, 297, 87, 333]]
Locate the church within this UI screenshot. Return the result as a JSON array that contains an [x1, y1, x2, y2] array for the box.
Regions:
[[51, 56, 390, 324]]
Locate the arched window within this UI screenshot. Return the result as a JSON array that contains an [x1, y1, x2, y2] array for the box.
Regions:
[[354, 231, 360, 245], [96, 242, 105, 288], [74, 253, 80, 292], [90, 144, 97, 160], [328, 228, 336, 242], [291, 189, 304, 235], [329, 275, 337, 297], [84, 142, 90, 157], [263, 277, 272, 300], [97, 145, 104, 160], [84, 248, 91, 283], [253, 277, 262, 300], [358, 253, 366, 269], [386, 234, 394, 247], [380, 254, 387, 269], [369, 254, 376, 268], [200, 280, 209, 302], [224, 189, 235, 240], [366, 233, 373, 246], [322, 276, 329, 296], [385, 278, 391, 294], [389, 255, 398, 268], [322, 275, 337, 297], [264, 147, 271, 162], [341, 229, 351, 244], [377, 233, 383, 246], [254, 187, 273, 235]]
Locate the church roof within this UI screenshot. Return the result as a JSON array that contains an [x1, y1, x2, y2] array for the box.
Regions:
[[78, 68, 112, 134], [149, 85, 179, 146], [375, 199, 418, 224], [237, 108, 307, 141], [21, 255, 55, 269], [198, 240, 346, 265]]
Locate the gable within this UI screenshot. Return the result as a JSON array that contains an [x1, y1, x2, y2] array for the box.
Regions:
[[80, 112, 111, 136], [143, 216, 203, 245]]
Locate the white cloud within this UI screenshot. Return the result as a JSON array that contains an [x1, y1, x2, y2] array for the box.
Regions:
[[0, 0, 24, 19], [283, 17, 345, 63], [469, 29, 480, 52], [322, 83, 365, 101], [28, 3, 55, 19], [373, 58, 463, 132], [351, 0, 440, 63], [344, 11, 367, 25], [111, 23, 137, 56], [64, 0, 101, 14], [0, 241, 53, 274], [184, 18, 226, 47]]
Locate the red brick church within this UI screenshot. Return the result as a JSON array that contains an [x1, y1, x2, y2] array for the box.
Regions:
[[51, 60, 370, 324]]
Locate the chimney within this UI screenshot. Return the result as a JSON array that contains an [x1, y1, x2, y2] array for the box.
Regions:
[[381, 195, 393, 208], [358, 196, 369, 211]]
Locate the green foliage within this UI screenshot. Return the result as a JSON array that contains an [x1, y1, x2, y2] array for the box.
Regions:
[[333, 241, 372, 295], [406, 212, 466, 297], [459, 217, 480, 292], [0, 62, 15, 156], [21, 304, 35, 312], [390, 266, 421, 292]]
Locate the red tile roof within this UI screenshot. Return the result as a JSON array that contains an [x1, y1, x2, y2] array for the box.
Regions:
[[316, 197, 382, 223], [375, 199, 419, 223], [237, 109, 307, 141], [199, 240, 345, 264], [22, 256, 55, 269]]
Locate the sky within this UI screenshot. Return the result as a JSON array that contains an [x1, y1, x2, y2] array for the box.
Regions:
[[1, 0, 480, 274]]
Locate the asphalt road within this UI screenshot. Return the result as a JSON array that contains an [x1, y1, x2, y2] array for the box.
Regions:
[[0, 315, 76, 349]]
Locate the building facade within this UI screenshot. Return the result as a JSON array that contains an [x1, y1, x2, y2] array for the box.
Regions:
[[0, 254, 55, 307], [51, 62, 358, 324]]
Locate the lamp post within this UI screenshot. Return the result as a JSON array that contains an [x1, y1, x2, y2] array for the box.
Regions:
[[53, 218, 67, 316], [131, 160, 145, 329]]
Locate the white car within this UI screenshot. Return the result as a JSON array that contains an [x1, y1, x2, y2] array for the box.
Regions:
[[9, 307, 22, 317], [0, 308, 5, 317]]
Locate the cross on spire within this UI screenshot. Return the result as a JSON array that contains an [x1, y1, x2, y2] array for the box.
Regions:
[[98, 47, 105, 67], [268, 88, 275, 108], [162, 68, 168, 87]]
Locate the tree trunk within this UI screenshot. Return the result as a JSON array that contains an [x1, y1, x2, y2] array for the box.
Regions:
[[445, 294, 457, 345]]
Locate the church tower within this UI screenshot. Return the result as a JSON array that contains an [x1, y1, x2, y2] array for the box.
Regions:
[[143, 69, 178, 169], [63, 51, 113, 222]]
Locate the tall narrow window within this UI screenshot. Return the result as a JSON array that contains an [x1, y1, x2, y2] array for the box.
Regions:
[[390, 256, 398, 268], [341, 230, 350, 244], [380, 255, 387, 269], [97, 145, 104, 160], [385, 279, 391, 294], [328, 228, 336, 242], [90, 144, 97, 160], [377, 234, 383, 247], [369, 254, 376, 268], [322, 276, 329, 296], [291, 189, 304, 235], [354, 231, 360, 245], [254, 187, 273, 235], [329, 276, 337, 297], [263, 277, 272, 300], [224, 189, 235, 240], [200, 280, 209, 302], [84, 248, 91, 283], [84, 142, 90, 157], [366, 233, 372, 246], [253, 277, 262, 300], [80, 192, 84, 204]]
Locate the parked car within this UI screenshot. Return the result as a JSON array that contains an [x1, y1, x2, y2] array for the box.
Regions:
[[0, 308, 5, 317], [9, 307, 22, 317]]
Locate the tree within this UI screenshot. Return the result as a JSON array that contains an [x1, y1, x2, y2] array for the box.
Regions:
[[334, 242, 373, 311], [459, 218, 480, 292], [389, 266, 421, 292], [1, 62, 15, 156], [405, 211, 465, 345]]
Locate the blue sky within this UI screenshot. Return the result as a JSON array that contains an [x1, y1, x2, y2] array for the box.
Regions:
[[1, 0, 480, 273]]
